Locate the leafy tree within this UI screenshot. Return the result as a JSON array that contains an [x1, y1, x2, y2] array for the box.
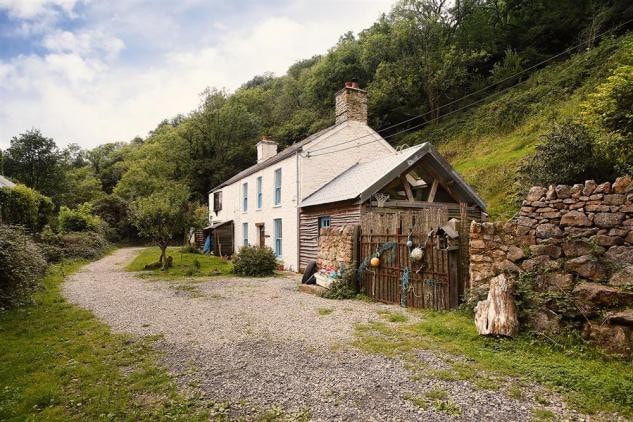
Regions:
[[129, 183, 191, 268], [92, 194, 134, 241], [58, 203, 103, 233], [87, 142, 128, 193], [0, 184, 53, 232], [3, 129, 64, 196], [58, 166, 105, 208]]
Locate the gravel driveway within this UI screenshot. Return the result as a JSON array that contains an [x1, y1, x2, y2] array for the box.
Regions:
[[63, 248, 573, 421]]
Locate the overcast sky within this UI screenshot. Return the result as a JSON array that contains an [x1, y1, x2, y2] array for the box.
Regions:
[[0, 0, 393, 149]]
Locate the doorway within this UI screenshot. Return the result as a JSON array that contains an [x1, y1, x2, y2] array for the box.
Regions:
[[256, 223, 265, 247]]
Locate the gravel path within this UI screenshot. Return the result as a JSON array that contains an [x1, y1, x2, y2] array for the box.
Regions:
[[63, 248, 575, 421]]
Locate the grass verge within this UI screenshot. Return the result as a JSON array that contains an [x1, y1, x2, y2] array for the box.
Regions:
[[126, 246, 233, 279], [354, 310, 633, 416], [0, 260, 213, 421]]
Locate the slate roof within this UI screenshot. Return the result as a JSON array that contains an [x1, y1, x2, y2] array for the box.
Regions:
[[300, 143, 486, 210], [0, 175, 16, 189], [209, 124, 340, 192]]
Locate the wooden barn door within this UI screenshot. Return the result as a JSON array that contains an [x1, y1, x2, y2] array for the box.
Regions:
[[358, 210, 462, 310]]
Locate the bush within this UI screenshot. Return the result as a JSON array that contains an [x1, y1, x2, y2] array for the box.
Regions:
[[232, 245, 277, 277], [0, 225, 48, 308], [60, 231, 110, 259], [58, 203, 102, 233], [180, 244, 200, 254], [322, 263, 358, 300], [0, 184, 53, 232]]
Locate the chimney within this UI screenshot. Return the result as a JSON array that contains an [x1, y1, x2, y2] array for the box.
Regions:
[[335, 79, 367, 125], [256, 136, 278, 163]]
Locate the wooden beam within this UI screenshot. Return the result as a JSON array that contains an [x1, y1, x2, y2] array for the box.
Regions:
[[427, 179, 439, 202], [400, 175, 414, 202]]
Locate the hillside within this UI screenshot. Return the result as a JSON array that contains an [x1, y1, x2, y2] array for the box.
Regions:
[[404, 34, 632, 218]]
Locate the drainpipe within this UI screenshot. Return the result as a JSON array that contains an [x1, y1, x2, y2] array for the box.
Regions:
[[296, 149, 301, 273]]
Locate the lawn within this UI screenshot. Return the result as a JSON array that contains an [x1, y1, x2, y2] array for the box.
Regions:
[[126, 246, 233, 279], [355, 309, 633, 417], [0, 260, 215, 421]]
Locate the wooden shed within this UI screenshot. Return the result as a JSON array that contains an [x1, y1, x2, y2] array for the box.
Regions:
[[202, 220, 234, 257]]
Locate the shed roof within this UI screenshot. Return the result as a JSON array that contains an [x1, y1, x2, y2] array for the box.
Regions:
[[300, 143, 486, 210], [0, 175, 16, 189]]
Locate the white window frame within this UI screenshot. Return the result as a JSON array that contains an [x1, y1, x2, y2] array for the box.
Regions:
[[242, 182, 248, 212], [256, 176, 263, 209], [273, 218, 282, 258], [273, 168, 282, 206]]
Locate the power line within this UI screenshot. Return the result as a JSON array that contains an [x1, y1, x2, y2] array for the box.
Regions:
[[303, 16, 633, 157]]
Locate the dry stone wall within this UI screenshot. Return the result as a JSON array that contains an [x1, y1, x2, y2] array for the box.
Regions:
[[469, 176, 633, 356], [317, 225, 356, 270]]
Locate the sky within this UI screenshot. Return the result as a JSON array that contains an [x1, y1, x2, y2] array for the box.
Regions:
[[0, 0, 394, 149]]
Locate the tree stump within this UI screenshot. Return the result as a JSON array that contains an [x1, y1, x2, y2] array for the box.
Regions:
[[474, 273, 519, 337]]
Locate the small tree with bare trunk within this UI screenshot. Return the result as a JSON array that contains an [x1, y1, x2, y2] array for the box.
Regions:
[[130, 183, 190, 269]]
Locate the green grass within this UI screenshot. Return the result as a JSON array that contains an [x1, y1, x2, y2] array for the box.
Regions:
[[126, 247, 233, 279], [0, 260, 214, 421], [317, 307, 333, 316], [354, 310, 633, 416], [378, 310, 408, 323]]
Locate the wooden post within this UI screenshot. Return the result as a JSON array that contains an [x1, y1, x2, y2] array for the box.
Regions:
[[427, 179, 439, 202], [400, 175, 415, 202]]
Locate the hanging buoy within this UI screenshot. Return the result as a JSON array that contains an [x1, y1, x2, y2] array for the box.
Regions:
[[406, 239, 413, 248], [410, 247, 424, 262], [370, 257, 380, 267]]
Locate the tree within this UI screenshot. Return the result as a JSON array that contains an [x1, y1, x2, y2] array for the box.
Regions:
[[129, 183, 191, 269], [58, 166, 105, 208], [3, 129, 65, 196]]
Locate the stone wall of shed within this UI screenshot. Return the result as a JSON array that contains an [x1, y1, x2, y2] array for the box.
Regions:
[[317, 225, 356, 270], [469, 176, 633, 356]]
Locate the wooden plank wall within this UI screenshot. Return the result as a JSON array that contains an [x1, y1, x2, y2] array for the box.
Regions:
[[299, 201, 361, 270], [213, 222, 234, 257]]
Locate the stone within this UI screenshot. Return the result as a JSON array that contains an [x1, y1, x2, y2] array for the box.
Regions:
[[545, 273, 573, 289], [470, 254, 492, 263], [594, 181, 611, 194], [591, 234, 624, 247], [516, 216, 536, 228], [570, 184, 583, 198], [605, 246, 633, 265], [613, 176, 632, 194], [583, 180, 597, 196], [470, 239, 486, 249], [521, 255, 551, 272], [495, 259, 521, 273], [561, 240, 594, 258], [529, 244, 562, 258], [609, 266, 633, 287], [560, 210, 591, 227], [474, 274, 519, 337], [606, 309, 633, 327], [526, 186, 546, 202], [627, 231, 633, 244], [507, 245, 525, 262], [573, 282, 633, 308], [470, 221, 482, 234], [621, 204, 633, 213], [555, 185, 571, 199], [535, 223, 563, 238], [583, 323, 632, 357], [546, 185, 557, 200], [530, 310, 562, 334], [603, 194, 625, 206], [563, 227, 599, 239], [609, 228, 629, 237], [594, 212, 625, 228], [565, 255, 607, 281]]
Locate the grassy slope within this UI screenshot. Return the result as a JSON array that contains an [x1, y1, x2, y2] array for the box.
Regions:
[[126, 246, 233, 279], [402, 34, 631, 219], [0, 260, 211, 421], [355, 310, 633, 416]]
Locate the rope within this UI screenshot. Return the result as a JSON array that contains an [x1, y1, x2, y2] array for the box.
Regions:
[[400, 267, 410, 307]]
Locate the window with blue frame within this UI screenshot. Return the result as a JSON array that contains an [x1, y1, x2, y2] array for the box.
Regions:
[[274, 168, 281, 205], [256, 176, 263, 209], [273, 218, 282, 257], [242, 182, 248, 211], [319, 216, 331, 229], [242, 222, 248, 246]]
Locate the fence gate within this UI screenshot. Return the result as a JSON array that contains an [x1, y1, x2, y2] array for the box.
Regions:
[[358, 210, 464, 310]]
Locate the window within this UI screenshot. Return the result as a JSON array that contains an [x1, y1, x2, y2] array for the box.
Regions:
[[256, 176, 263, 209], [319, 216, 331, 229], [273, 168, 282, 205], [273, 218, 282, 257], [242, 222, 249, 246], [213, 191, 222, 213], [242, 182, 248, 212]]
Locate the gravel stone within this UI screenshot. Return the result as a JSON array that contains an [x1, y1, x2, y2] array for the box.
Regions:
[[63, 248, 578, 421]]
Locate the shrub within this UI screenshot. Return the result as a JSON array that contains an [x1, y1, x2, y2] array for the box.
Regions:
[[232, 245, 277, 277], [180, 244, 200, 254], [0, 184, 53, 232], [58, 203, 102, 233], [60, 231, 110, 259], [322, 263, 358, 300], [0, 224, 48, 308]]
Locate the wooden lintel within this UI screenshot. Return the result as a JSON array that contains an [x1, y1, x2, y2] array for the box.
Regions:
[[400, 175, 414, 202], [427, 179, 439, 202]]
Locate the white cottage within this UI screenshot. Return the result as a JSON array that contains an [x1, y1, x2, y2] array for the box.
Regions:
[[208, 82, 395, 271]]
